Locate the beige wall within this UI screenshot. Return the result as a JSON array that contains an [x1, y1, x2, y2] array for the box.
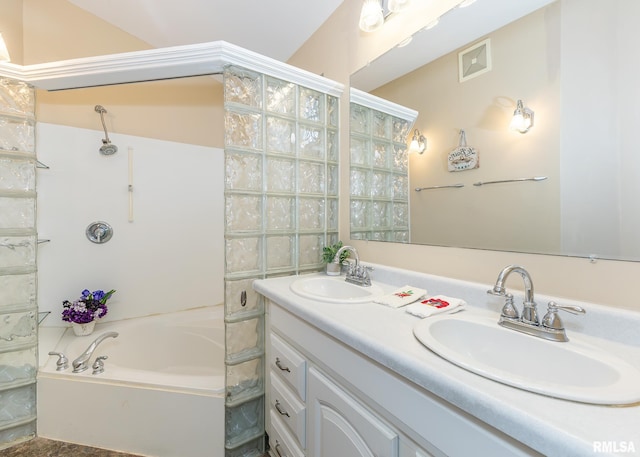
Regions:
[[0, 0, 24, 64], [373, 7, 560, 253], [290, 0, 640, 312], [36, 78, 224, 148], [4, 0, 640, 310], [4, 0, 223, 148]]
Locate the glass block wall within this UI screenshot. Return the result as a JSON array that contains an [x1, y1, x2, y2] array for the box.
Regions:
[[350, 101, 411, 242], [0, 78, 38, 449], [223, 65, 339, 456]]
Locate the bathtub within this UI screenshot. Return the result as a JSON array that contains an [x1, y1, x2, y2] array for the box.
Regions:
[[37, 306, 226, 457]]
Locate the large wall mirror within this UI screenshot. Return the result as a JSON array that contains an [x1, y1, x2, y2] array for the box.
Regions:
[[350, 0, 640, 262]]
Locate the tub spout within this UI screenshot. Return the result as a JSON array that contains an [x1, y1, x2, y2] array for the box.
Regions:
[[72, 331, 118, 373]]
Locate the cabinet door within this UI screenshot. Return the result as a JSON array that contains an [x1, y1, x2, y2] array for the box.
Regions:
[[307, 367, 399, 457]]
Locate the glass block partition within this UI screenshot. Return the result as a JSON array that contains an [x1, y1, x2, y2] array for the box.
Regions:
[[350, 100, 412, 242], [0, 78, 37, 449], [223, 66, 339, 456]]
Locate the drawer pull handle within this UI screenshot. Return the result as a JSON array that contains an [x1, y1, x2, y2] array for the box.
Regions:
[[274, 440, 286, 457], [275, 357, 291, 372], [275, 400, 290, 417]]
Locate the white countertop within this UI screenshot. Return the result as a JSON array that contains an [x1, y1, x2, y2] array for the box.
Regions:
[[254, 264, 640, 457]]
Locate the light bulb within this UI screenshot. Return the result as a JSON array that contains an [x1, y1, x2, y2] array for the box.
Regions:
[[409, 129, 426, 153], [510, 100, 534, 133], [388, 0, 411, 13], [359, 0, 384, 32]]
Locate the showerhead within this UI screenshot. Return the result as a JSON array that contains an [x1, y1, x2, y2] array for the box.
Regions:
[[95, 105, 117, 155], [99, 142, 118, 155]]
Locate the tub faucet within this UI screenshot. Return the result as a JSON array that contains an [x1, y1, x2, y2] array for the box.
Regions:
[[488, 265, 585, 342], [72, 331, 119, 373], [333, 245, 371, 287]]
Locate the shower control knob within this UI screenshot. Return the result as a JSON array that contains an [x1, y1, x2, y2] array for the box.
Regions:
[[86, 221, 113, 244]]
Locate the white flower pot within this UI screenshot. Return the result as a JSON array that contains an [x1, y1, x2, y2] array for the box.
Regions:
[[72, 321, 96, 336]]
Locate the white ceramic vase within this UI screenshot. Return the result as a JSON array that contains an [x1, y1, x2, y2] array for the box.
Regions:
[[72, 321, 96, 336]]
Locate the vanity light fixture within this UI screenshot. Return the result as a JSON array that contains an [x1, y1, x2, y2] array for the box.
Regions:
[[359, 0, 384, 32], [409, 129, 426, 154], [0, 33, 11, 62], [458, 0, 478, 7], [510, 99, 534, 134], [388, 0, 412, 13], [396, 36, 414, 48], [423, 18, 440, 31]]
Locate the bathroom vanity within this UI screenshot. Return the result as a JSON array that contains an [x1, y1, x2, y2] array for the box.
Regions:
[[254, 264, 640, 457]]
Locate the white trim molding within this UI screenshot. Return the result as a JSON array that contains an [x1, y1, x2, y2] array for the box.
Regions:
[[350, 87, 417, 123], [0, 41, 344, 96]]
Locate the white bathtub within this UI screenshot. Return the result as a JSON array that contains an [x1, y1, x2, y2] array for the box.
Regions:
[[37, 306, 226, 457]]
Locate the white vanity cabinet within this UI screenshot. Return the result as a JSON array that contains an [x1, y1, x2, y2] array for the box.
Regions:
[[307, 366, 400, 457], [265, 299, 540, 457]]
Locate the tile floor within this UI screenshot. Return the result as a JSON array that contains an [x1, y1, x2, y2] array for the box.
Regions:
[[0, 438, 142, 456], [1, 438, 271, 456]]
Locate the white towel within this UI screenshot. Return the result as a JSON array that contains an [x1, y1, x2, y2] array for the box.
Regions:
[[405, 295, 466, 318], [374, 285, 427, 308]]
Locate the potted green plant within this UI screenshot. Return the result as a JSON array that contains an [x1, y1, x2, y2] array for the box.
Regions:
[[322, 241, 350, 275]]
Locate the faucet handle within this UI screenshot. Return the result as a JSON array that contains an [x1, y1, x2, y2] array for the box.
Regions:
[[542, 301, 586, 330], [500, 293, 519, 320], [48, 351, 69, 371], [92, 355, 108, 375]]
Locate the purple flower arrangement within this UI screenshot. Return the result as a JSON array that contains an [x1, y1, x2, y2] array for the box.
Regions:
[[61, 289, 116, 324]]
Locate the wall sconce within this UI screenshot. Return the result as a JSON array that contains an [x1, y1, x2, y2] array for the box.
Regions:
[[510, 99, 534, 134], [0, 33, 11, 62], [409, 129, 426, 154], [359, 0, 384, 32]]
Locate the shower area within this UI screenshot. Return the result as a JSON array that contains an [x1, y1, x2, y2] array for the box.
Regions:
[[0, 47, 342, 457], [0, 77, 37, 448]]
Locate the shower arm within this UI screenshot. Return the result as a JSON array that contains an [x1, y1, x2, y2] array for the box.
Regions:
[[95, 105, 112, 145]]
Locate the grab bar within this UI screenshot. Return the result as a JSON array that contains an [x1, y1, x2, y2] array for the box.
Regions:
[[473, 176, 547, 186], [415, 184, 464, 192]]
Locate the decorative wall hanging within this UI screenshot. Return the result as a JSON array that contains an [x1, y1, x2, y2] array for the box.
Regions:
[[458, 38, 492, 82], [448, 129, 479, 172]]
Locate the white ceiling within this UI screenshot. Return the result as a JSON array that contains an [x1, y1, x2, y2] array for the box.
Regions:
[[67, 0, 345, 62]]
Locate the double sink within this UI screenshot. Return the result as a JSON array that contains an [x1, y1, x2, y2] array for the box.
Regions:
[[290, 274, 640, 406]]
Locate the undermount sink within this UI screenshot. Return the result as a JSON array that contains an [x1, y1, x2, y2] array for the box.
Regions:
[[290, 276, 384, 304], [413, 311, 640, 405]]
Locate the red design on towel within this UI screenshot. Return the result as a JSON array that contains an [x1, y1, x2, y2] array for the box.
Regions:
[[395, 291, 413, 298], [421, 298, 449, 309]]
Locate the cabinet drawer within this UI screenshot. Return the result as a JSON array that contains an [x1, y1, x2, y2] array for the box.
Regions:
[[270, 371, 306, 448], [270, 333, 306, 401], [269, 410, 305, 457]]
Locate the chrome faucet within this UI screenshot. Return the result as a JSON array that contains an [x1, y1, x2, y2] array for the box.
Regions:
[[488, 265, 585, 342], [488, 265, 538, 324], [72, 331, 119, 373], [333, 245, 371, 287]]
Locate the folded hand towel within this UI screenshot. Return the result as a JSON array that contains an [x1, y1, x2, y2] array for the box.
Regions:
[[405, 295, 466, 318], [374, 286, 427, 308]]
